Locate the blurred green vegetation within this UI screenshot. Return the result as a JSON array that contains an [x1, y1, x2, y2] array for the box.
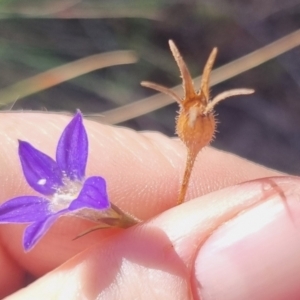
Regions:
[[0, 0, 300, 174]]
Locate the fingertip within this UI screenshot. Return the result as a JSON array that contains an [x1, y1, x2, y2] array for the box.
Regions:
[[194, 181, 300, 300]]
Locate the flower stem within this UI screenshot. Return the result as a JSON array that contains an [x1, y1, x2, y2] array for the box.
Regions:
[[178, 150, 196, 205], [74, 203, 142, 239], [110, 202, 141, 228]]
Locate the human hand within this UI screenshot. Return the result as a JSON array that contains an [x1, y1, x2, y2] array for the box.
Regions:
[[1, 113, 300, 300]]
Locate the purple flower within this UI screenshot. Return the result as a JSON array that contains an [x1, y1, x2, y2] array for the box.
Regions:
[[0, 112, 110, 251]]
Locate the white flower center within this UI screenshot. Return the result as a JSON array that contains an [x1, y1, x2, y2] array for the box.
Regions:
[[49, 177, 83, 213]]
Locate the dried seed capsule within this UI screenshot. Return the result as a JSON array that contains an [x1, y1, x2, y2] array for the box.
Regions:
[[142, 40, 254, 204]]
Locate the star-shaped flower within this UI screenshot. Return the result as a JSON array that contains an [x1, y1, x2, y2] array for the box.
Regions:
[[0, 112, 110, 251]]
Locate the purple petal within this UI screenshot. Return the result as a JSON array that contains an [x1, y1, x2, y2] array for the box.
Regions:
[[68, 176, 110, 211], [56, 112, 88, 181], [23, 211, 65, 251], [0, 196, 50, 223], [19, 141, 63, 195]]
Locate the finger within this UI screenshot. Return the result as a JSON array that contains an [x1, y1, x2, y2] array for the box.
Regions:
[[0, 113, 280, 276], [0, 244, 24, 299], [6, 176, 300, 299], [0, 112, 281, 213]]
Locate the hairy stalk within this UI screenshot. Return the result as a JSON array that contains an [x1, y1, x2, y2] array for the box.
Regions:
[[178, 150, 196, 205]]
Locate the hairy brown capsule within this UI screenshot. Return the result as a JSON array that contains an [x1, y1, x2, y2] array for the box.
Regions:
[[142, 40, 254, 204]]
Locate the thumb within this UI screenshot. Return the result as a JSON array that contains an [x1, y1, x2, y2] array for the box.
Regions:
[[194, 177, 300, 300], [7, 176, 300, 299]]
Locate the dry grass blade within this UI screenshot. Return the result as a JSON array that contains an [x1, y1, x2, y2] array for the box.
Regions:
[[0, 50, 138, 107], [96, 28, 300, 125], [0, 1, 160, 20]]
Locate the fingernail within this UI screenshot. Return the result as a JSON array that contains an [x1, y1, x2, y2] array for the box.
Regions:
[[194, 194, 300, 300]]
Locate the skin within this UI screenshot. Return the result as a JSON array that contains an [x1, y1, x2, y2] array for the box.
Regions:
[[0, 113, 300, 299]]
